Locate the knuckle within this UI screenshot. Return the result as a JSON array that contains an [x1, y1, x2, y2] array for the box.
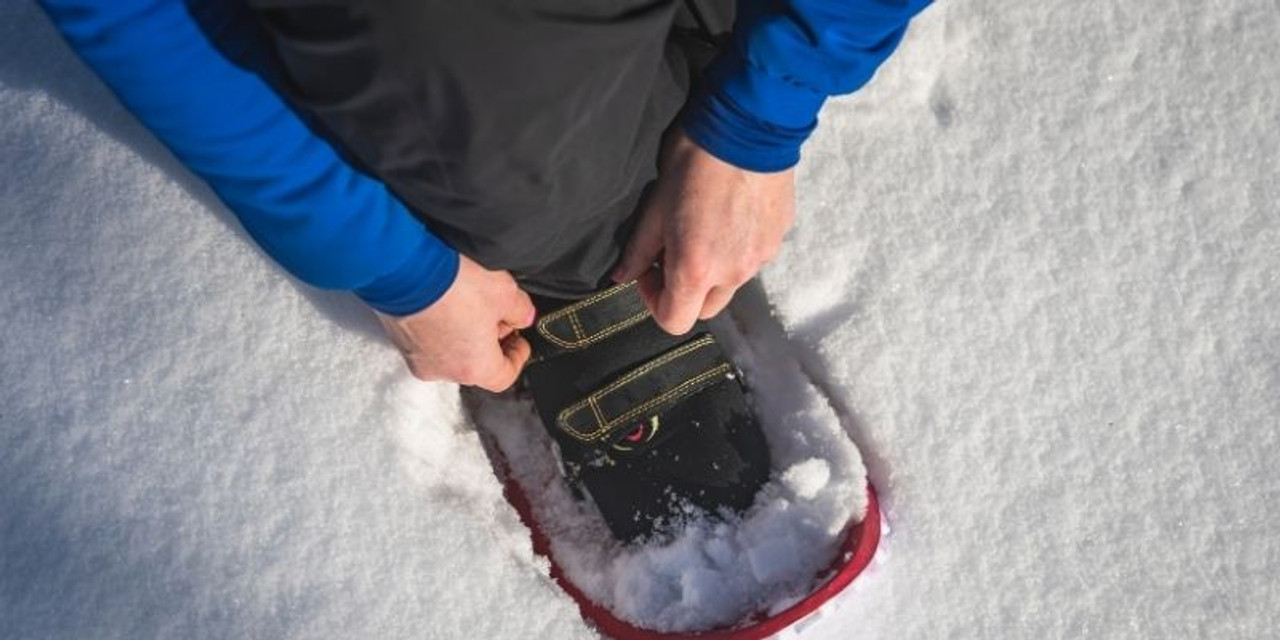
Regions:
[[676, 258, 713, 288]]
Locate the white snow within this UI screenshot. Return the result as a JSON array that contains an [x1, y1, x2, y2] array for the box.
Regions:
[[781, 460, 830, 502], [3, 0, 1279, 639]]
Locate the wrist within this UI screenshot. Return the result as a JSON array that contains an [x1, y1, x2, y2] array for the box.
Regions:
[[354, 239, 460, 316], [679, 48, 823, 173]]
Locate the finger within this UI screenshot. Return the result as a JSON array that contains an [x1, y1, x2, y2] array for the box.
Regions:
[[698, 285, 735, 320], [654, 269, 706, 335], [612, 204, 665, 283], [501, 332, 533, 369], [478, 333, 532, 392], [502, 288, 537, 329], [636, 267, 663, 315]]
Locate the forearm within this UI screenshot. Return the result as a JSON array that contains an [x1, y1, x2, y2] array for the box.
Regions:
[[37, 0, 458, 315]]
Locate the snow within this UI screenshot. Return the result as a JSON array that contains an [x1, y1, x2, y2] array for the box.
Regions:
[[781, 460, 830, 502], [3, 0, 1278, 639]]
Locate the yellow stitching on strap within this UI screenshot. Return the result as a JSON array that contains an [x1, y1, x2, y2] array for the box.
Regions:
[[612, 365, 728, 428], [557, 335, 725, 442], [536, 282, 650, 349], [569, 312, 585, 341], [539, 282, 632, 329], [588, 395, 605, 428], [580, 365, 732, 443]]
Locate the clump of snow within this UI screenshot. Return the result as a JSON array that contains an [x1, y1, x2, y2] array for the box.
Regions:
[[783, 459, 832, 501]]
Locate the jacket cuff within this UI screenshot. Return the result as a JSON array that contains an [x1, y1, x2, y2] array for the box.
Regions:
[[681, 47, 826, 173], [353, 235, 460, 316]]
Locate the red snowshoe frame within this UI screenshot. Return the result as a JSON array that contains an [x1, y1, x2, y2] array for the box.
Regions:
[[501, 469, 882, 640]]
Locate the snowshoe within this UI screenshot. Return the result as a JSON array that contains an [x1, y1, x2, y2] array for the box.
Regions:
[[470, 280, 882, 638]]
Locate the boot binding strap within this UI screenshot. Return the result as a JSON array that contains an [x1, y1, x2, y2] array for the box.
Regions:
[[536, 281, 650, 352], [556, 334, 733, 444]]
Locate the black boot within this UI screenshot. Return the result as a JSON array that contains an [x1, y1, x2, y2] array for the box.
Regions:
[[519, 281, 771, 542]]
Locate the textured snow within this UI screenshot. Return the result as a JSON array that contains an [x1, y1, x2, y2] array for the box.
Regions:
[[3, 1, 1279, 639], [781, 459, 830, 501]]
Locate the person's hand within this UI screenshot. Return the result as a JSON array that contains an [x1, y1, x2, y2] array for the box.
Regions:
[[612, 129, 795, 335], [376, 255, 536, 391]]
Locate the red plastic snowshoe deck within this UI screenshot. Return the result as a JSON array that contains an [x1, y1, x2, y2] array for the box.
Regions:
[[500, 466, 882, 640]]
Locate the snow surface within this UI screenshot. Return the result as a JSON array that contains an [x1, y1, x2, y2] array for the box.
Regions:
[[3, 1, 1279, 638]]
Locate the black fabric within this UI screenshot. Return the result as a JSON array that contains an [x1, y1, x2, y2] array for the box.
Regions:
[[525, 280, 651, 360], [554, 333, 730, 446], [584, 382, 768, 540], [247, 0, 735, 298], [521, 284, 770, 542], [523, 301, 698, 444]]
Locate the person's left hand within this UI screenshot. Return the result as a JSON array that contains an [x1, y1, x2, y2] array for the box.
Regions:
[[612, 129, 795, 335]]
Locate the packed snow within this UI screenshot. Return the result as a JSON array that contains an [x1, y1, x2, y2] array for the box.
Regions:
[[3, 1, 1278, 639]]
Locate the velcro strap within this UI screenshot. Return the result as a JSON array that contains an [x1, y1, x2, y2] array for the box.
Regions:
[[556, 334, 733, 444], [535, 281, 650, 353]]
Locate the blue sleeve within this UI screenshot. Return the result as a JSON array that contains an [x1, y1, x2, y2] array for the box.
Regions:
[[683, 0, 934, 172], [36, 0, 459, 316]]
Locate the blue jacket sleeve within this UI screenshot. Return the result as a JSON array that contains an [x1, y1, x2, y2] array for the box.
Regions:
[[36, 0, 459, 316], [683, 0, 934, 172]]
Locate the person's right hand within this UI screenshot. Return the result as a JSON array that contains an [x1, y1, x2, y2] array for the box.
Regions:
[[375, 255, 536, 391]]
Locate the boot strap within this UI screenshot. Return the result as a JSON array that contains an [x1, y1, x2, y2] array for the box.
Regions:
[[556, 333, 734, 445], [530, 281, 650, 360]]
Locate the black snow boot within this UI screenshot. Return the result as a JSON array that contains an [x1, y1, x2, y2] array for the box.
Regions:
[[520, 281, 771, 542]]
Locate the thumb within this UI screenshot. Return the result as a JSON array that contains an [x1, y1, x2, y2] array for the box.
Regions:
[[502, 288, 537, 329], [477, 333, 532, 392], [612, 205, 665, 283]]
